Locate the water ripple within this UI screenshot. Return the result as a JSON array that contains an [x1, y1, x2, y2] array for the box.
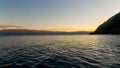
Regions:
[[0, 35, 120, 68]]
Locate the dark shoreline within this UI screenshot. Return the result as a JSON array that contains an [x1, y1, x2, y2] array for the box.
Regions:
[[0, 29, 90, 35]]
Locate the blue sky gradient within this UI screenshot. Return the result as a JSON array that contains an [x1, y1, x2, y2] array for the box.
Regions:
[[0, 0, 120, 31]]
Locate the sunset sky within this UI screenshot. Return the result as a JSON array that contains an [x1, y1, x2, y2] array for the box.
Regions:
[[0, 0, 120, 31]]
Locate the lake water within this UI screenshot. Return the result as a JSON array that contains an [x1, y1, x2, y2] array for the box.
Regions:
[[0, 35, 120, 68]]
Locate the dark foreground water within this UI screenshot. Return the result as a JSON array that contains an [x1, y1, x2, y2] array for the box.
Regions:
[[0, 35, 120, 68]]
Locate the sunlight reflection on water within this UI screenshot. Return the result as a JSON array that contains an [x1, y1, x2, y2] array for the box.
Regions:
[[0, 35, 120, 68]]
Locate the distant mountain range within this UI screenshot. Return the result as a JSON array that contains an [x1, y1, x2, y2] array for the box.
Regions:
[[90, 12, 120, 34], [0, 29, 90, 35]]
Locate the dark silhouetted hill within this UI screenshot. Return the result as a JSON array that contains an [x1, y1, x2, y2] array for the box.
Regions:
[[90, 12, 120, 34], [0, 29, 89, 35]]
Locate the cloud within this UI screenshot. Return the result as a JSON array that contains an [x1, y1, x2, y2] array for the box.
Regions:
[[0, 25, 22, 28]]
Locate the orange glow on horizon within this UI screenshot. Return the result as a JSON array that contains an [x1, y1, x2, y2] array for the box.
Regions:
[[23, 25, 97, 32], [0, 25, 98, 32]]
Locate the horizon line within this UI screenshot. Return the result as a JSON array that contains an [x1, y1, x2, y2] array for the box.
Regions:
[[0, 29, 92, 32]]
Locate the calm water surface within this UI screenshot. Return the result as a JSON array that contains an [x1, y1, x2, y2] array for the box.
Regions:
[[0, 35, 120, 68]]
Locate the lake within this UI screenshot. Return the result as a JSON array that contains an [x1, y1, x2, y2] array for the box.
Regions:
[[0, 35, 120, 68]]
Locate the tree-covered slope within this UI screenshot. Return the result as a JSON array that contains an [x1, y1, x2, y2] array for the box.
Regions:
[[91, 12, 120, 34]]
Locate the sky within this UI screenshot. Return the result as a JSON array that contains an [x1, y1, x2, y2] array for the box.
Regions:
[[0, 0, 120, 31]]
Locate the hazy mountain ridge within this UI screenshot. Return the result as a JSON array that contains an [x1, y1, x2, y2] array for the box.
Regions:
[[0, 29, 89, 35]]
